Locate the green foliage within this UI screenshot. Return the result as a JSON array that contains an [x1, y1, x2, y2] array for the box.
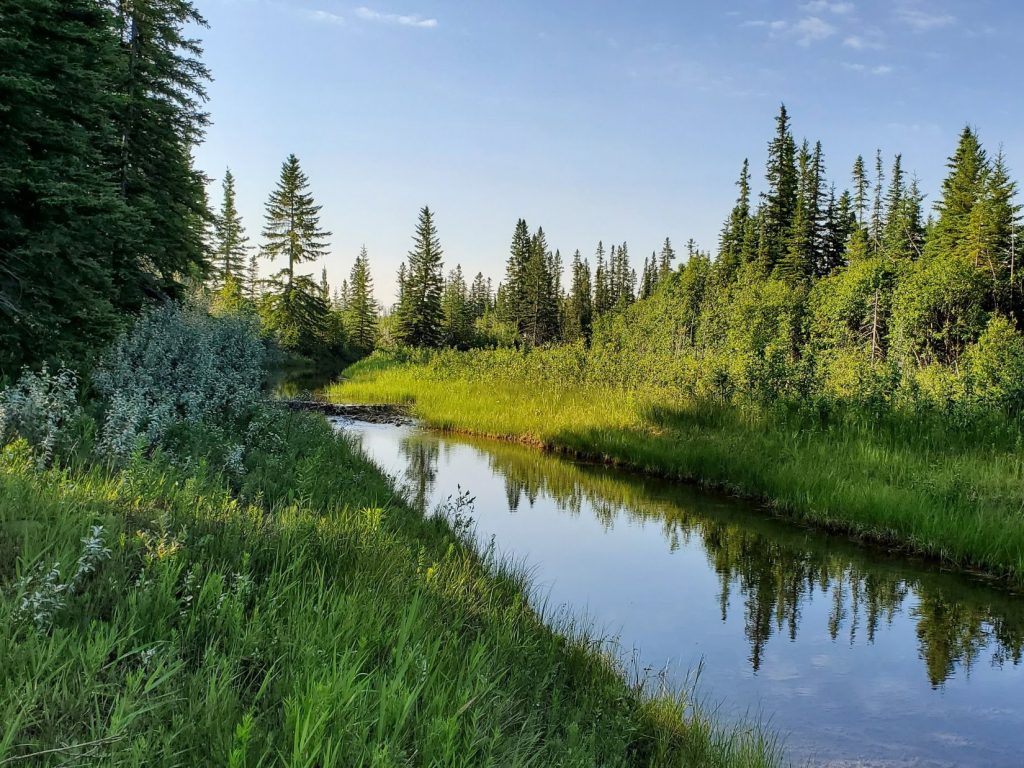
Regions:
[[93, 303, 264, 465], [344, 246, 379, 352], [0, 366, 82, 469], [260, 154, 330, 288], [211, 169, 251, 286], [396, 207, 445, 348], [331, 350, 1024, 581]]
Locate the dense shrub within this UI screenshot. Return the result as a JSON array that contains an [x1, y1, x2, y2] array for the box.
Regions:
[[0, 366, 81, 468], [93, 303, 264, 464]]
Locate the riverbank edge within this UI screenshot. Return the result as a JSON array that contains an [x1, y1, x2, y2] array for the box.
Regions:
[[326, 364, 1024, 588], [1, 400, 782, 766]]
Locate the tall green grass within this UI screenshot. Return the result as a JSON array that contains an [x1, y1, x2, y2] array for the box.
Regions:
[[0, 409, 779, 767], [328, 352, 1024, 583]]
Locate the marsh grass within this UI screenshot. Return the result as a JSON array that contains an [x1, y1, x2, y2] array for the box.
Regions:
[[328, 352, 1024, 582], [0, 410, 780, 767]]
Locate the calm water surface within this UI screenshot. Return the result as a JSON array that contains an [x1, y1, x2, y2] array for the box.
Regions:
[[335, 418, 1024, 768]]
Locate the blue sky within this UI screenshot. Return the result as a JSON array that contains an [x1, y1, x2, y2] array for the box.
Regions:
[[195, 0, 1023, 304]]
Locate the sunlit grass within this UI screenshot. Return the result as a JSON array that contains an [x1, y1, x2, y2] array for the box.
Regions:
[[329, 352, 1024, 582], [0, 411, 780, 767]]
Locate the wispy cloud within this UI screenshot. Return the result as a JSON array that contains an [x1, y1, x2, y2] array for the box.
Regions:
[[843, 62, 893, 75], [793, 16, 837, 45], [843, 33, 883, 50], [801, 1, 855, 14], [743, 15, 836, 46], [307, 8, 344, 25], [355, 6, 438, 28], [895, 3, 955, 31]]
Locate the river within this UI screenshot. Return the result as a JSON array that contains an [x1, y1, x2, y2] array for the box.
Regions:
[[332, 416, 1024, 767]]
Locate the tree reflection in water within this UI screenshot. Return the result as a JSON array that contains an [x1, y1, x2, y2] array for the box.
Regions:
[[392, 430, 1024, 687]]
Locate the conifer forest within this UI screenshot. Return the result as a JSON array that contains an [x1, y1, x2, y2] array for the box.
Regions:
[[2, 1, 1024, 766]]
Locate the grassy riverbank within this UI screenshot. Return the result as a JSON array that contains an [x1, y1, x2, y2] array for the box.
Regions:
[[328, 351, 1024, 583], [0, 309, 778, 767]]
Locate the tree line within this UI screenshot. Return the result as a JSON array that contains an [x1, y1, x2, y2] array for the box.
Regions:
[[4, 0, 1021, 409]]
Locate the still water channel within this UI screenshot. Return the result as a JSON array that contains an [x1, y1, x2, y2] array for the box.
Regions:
[[334, 416, 1024, 767]]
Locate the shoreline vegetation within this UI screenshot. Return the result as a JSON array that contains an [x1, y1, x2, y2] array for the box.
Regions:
[[0, 306, 780, 767], [327, 350, 1024, 585]]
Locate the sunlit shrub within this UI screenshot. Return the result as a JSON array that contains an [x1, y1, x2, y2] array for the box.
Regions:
[[94, 303, 265, 465], [0, 365, 81, 468], [964, 315, 1024, 413]]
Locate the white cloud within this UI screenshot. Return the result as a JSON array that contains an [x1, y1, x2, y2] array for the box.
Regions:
[[355, 6, 438, 28], [307, 8, 344, 24], [843, 61, 893, 75], [895, 4, 955, 31], [742, 19, 787, 30], [744, 16, 834, 45], [793, 16, 836, 45], [843, 33, 883, 49], [801, 1, 855, 14]]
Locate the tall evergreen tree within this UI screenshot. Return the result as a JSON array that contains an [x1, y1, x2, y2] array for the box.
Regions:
[[927, 127, 990, 259], [211, 168, 250, 286], [261, 154, 331, 288], [468, 272, 492, 318], [758, 104, 798, 271], [658, 237, 677, 280], [870, 149, 885, 251], [396, 206, 445, 347], [502, 219, 532, 331], [520, 227, 559, 345], [719, 159, 752, 276], [779, 140, 815, 283], [0, 0, 131, 372], [345, 246, 378, 350], [441, 265, 474, 348], [594, 241, 612, 315], [852, 154, 869, 228], [111, 0, 212, 307], [562, 250, 593, 343]]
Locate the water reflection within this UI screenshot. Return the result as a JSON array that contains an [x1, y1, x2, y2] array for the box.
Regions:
[[342, 422, 1024, 766], [389, 429, 1024, 689]]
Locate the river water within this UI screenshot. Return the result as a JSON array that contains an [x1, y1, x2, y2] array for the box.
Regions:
[[334, 417, 1024, 767]]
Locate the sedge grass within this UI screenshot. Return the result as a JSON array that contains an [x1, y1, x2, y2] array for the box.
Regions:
[[0, 409, 780, 767], [328, 352, 1024, 583]]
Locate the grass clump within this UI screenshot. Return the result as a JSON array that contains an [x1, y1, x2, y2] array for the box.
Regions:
[[328, 350, 1024, 583], [0, 308, 779, 767]]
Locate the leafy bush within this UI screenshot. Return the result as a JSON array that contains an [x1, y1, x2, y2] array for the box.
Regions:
[[93, 303, 265, 465], [0, 365, 81, 468]]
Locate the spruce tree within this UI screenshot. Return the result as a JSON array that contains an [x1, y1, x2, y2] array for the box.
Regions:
[[396, 206, 445, 347], [521, 227, 559, 345], [719, 160, 752, 277], [261, 154, 331, 288], [0, 0, 130, 372], [441, 265, 474, 348], [211, 168, 250, 286], [258, 154, 332, 354], [928, 127, 990, 259], [852, 155, 869, 227], [779, 141, 814, 283], [562, 250, 593, 343], [111, 0, 212, 307], [502, 219, 532, 331], [468, 272, 492, 318], [658, 237, 677, 280], [759, 104, 798, 271], [594, 241, 611, 315], [344, 247, 378, 351], [870, 149, 885, 251]]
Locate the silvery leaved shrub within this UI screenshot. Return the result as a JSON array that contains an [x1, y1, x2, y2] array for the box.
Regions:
[[0, 365, 81, 469], [94, 303, 264, 465], [15, 525, 112, 631]]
